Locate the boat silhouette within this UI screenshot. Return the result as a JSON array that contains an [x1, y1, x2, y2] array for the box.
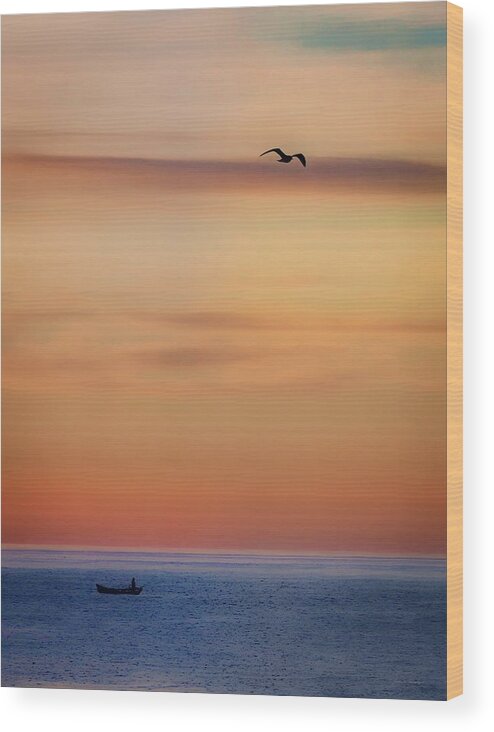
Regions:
[[96, 577, 142, 595]]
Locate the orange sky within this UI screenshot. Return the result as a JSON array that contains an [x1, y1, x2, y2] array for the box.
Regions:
[[2, 3, 447, 555]]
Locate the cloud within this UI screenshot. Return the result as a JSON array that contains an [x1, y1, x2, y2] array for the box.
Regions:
[[5, 153, 446, 194], [290, 20, 446, 53], [247, 4, 446, 54], [141, 312, 281, 330], [138, 311, 445, 334], [135, 346, 258, 369]]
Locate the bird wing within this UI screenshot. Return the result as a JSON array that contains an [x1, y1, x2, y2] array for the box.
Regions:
[[260, 148, 285, 158], [293, 153, 307, 167]]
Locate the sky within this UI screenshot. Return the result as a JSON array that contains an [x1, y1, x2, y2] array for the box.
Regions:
[[2, 2, 447, 555]]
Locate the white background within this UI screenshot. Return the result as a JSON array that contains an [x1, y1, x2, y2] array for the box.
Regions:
[[0, 0, 492, 730]]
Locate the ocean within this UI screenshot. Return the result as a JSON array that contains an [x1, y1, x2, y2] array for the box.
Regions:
[[1, 551, 446, 699]]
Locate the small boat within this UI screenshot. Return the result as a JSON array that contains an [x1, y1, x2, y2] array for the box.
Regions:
[[96, 578, 142, 595]]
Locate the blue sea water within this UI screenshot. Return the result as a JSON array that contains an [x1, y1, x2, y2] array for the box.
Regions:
[[1, 551, 446, 699]]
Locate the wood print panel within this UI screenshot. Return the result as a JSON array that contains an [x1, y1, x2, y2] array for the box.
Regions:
[[2, 1, 462, 699]]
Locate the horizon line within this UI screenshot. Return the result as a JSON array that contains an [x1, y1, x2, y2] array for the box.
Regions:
[[1, 543, 446, 561]]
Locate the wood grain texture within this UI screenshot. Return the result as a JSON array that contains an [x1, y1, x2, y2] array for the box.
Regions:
[[446, 1, 463, 701]]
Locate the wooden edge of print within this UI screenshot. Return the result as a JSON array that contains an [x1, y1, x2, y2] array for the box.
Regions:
[[446, 1, 463, 701]]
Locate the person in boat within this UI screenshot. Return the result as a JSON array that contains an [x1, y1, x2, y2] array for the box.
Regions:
[[131, 577, 136, 591]]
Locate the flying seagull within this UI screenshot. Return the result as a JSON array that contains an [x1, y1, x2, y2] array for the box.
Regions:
[[260, 148, 307, 167]]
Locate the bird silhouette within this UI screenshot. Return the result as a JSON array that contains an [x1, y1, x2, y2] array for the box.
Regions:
[[260, 148, 307, 167]]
